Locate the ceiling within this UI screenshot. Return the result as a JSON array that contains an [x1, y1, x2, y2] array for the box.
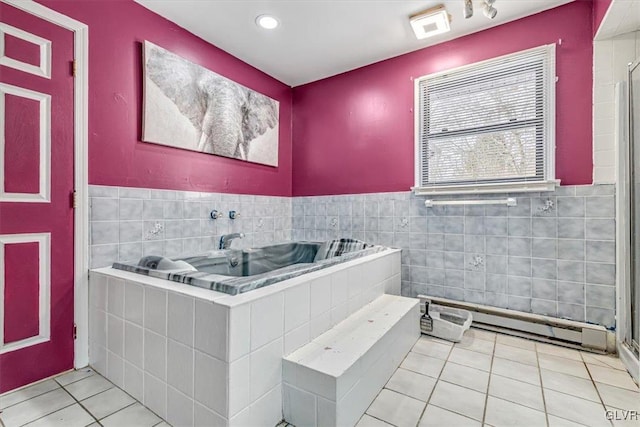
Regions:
[[595, 0, 640, 40], [135, 0, 574, 87]]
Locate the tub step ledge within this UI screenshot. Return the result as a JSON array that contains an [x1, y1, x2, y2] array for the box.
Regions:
[[282, 294, 420, 427]]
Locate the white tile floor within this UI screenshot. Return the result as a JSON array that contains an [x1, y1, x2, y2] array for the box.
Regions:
[[360, 329, 640, 427], [0, 368, 167, 427], [0, 329, 638, 427]]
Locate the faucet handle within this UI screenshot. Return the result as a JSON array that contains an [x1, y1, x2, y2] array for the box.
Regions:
[[210, 210, 223, 219], [229, 210, 240, 220]]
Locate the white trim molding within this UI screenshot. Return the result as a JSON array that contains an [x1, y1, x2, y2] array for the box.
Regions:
[[0, 82, 51, 203], [412, 180, 560, 196], [0, 233, 51, 354], [2, 0, 90, 368], [0, 22, 52, 78]]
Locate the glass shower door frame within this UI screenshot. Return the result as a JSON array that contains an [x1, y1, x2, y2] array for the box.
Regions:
[[627, 58, 640, 357]]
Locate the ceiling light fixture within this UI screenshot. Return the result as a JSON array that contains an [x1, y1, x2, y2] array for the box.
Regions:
[[482, 0, 498, 19], [410, 5, 451, 40], [256, 14, 279, 30], [463, 0, 473, 19]]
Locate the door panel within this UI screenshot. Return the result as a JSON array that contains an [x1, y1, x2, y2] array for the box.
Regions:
[[0, 2, 74, 393]]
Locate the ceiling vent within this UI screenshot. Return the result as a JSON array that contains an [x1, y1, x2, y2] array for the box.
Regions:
[[409, 5, 451, 40]]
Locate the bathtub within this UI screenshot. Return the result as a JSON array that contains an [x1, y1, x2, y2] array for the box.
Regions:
[[89, 241, 401, 427], [112, 241, 386, 295]]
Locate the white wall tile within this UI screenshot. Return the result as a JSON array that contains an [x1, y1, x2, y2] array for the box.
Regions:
[[92, 345, 107, 375], [90, 274, 107, 310], [249, 338, 283, 402], [229, 355, 250, 417], [107, 314, 124, 357], [167, 386, 194, 427], [124, 282, 144, 326], [347, 265, 364, 300], [194, 351, 228, 416], [330, 303, 348, 327], [283, 384, 317, 427], [284, 283, 310, 332], [594, 102, 615, 119], [107, 278, 125, 318], [168, 292, 195, 347], [144, 373, 167, 420], [144, 330, 167, 381], [310, 276, 331, 318], [309, 311, 331, 340], [107, 351, 125, 389], [317, 396, 337, 427], [249, 384, 282, 427], [594, 149, 616, 167], [124, 361, 144, 403], [195, 402, 226, 427], [124, 322, 143, 368], [284, 323, 310, 356], [594, 167, 616, 184], [90, 309, 106, 350], [612, 35, 637, 81], [229, 303, 250, 361], [144, 287, 167, 336], [330, 269, 349, 307], [250, 293, 284, 351], [229, 405, 252, 427], [167, 339, 194, 397], [195, 300, 228, 362], [593, 31, 640, 184]]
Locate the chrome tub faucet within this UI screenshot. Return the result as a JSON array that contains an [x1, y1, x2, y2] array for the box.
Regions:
[[219, 232, 245, 250]]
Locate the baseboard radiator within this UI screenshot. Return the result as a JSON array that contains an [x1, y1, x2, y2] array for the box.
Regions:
[[418, 295, 610, 352]]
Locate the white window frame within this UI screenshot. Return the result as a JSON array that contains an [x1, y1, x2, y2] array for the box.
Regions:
[[413, 44, 559, 196]]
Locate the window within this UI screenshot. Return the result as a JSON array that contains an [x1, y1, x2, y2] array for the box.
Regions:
[[414, 45, 557, 195]]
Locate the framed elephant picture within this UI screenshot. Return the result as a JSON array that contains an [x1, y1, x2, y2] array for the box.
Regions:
[[142, 41, 279, 167]]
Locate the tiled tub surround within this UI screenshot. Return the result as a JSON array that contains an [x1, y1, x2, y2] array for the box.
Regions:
[[88, 248, 401, 426], [89, 185, 292, 269], [292, 185, 617, 329]]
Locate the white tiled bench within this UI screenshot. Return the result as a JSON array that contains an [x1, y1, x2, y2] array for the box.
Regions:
[[282, 294, 420, 427]]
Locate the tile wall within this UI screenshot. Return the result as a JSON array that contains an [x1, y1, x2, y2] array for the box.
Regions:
[[89, 185, 292, 269], [592, 30, 640, 184], [89, 184, 618, 329], [292, 185, 617, 329]]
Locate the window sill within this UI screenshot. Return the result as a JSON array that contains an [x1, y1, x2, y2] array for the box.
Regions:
[[412, 180, 560, 196]]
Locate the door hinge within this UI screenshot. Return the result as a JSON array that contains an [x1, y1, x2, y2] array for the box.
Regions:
[[72, 60, 76, 77], [73, 323, 77, 340], [72, 190, 77, 209]]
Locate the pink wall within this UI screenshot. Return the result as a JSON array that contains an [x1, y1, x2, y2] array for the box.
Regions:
[[593, 0, 613, 36], [292, 1, 594, 196], [39, 0, 293, 196]]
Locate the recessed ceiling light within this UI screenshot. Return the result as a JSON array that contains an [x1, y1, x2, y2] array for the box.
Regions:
[[409, 5, 451, 40], [256, 14, 279, 30]]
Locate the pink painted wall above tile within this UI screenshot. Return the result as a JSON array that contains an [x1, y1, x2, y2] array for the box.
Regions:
[[593, 0, 613, 36], [38, 0, 293, 196], [292, 1, 594, 196]]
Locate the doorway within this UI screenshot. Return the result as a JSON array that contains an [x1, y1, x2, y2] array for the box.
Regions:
[[0, 0, 88, 393]]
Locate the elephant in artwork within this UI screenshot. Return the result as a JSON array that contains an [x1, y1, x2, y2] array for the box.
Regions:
[[145, 43, 278, 161]]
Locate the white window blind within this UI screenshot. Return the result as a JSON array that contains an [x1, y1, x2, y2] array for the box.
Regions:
[[414, 45, 556, 195]]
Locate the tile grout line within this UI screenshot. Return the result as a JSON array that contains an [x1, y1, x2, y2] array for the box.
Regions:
[[59, 374, 118, 425], [534, 344, 551, 427], [411, 337, 456, 426], [0, 371, 97, 422], [5, 370, 102, 427], [18, 381, 97, 427], [581, 353, 616, 427], [480, 333, 497, 426]]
